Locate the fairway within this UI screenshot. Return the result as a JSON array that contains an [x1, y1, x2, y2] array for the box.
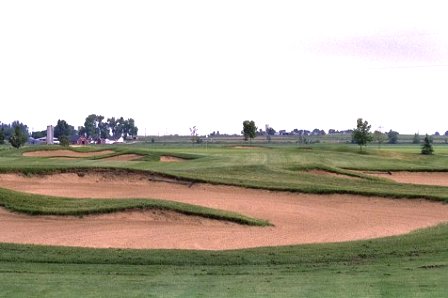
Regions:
[[1, 144, 448, 296]]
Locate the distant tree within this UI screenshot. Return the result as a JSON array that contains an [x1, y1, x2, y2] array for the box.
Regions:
[[0, 128, 4, 145], [445, 131, 448, 137], [190, 126, 199, 144], [435, 131, 440, 136], [242, 120, 257, 142], [31, 130, 46, 139], [352, 118, 372, 151], [59, 135, 70, 147], [54, 120, 72, 138], [412, 133, 421, 144], [107, 117, 118, 138], [82, 114, 100, 138], [8, 126, 27, 149], [124, 118, 138, 139], [421, 134, 434, 155], [387, 130, 399, 144], [373, 130, 386, 148], [266, 127, 276, 136]]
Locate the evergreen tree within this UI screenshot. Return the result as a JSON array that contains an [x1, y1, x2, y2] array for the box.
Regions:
[[421, 134, 434, 155], [412, 133, 420, 144], [0, 128, 4, 145]]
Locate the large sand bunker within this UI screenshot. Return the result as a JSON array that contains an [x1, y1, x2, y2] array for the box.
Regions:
[[364, 171, 448, 187], [1, 172, 448, 250], [23, 150, 114, 158]]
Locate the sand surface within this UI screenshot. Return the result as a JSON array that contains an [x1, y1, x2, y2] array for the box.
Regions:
[[160, 156, 186, 162], [100, 154, 143, 161], [1, 172, 448, 250], [365, 171, 448, 187], [23, 150, 114, 158]]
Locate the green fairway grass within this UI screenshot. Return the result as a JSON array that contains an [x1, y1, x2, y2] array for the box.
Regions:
[[0, 143, 448, 297]]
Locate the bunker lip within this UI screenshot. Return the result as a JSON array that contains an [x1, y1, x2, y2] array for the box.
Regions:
[[1, 172, 448, 250], [362, 171, 448, 187], [306, 169, 360, 180]]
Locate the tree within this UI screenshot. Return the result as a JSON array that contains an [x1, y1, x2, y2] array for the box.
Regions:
[[373, 130, 386, 148], [189, 126, 199, 144], [8, 126, 27, 149], [412, 133, 421, 144], [386, 130, 399, 144], [421, 134, 434, 155], [0, 128, 4, 145], [54, 120, 76, 146], [352, 118, 372, 151], [242, 120, 257, 142], [82, 114, 102, 138], [266, 127, 276, 136]]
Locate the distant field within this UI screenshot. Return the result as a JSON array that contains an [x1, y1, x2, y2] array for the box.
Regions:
[[1, 143, 448, 296]]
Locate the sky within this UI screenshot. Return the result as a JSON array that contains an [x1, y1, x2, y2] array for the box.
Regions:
[[1, 1, 447, 136]]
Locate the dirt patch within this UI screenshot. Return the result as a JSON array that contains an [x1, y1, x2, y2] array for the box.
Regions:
[[1, 172, 448, 250], [307, 169, 359, 180], [100, 154, 143, 161], [364, 171, 448, 187], [23, 150, 114, 158], [160, 156, 186, 162]]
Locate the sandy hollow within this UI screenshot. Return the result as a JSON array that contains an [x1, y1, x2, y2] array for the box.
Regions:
[[364, 171, 448, 187], [23, 150, 115, 158], [0, 172, 448, 250], [160, 156, 186, 162], [99, 154, 143, 161]]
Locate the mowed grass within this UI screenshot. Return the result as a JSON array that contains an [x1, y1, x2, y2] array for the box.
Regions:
[[1, 143, 448, 296]]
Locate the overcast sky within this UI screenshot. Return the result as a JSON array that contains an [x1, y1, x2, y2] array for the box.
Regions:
[[1, 1, 447, 136]]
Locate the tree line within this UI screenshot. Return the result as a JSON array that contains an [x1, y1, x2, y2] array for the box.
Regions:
[[353, 118, 433, 155], [1, 114, 138, 148]]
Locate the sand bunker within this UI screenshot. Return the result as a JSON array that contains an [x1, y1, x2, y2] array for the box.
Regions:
[[23, 150, 114, 158], [160, 156, 186, 162], [364, 171, 448, 187], [1, 172, 448, 250], [100, 154, 143, 161]]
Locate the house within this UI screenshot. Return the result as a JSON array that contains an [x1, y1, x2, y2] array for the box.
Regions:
[[76, 136, 89, 145]]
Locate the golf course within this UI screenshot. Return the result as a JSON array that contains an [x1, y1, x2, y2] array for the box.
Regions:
[[1, 143, 448, 297]]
